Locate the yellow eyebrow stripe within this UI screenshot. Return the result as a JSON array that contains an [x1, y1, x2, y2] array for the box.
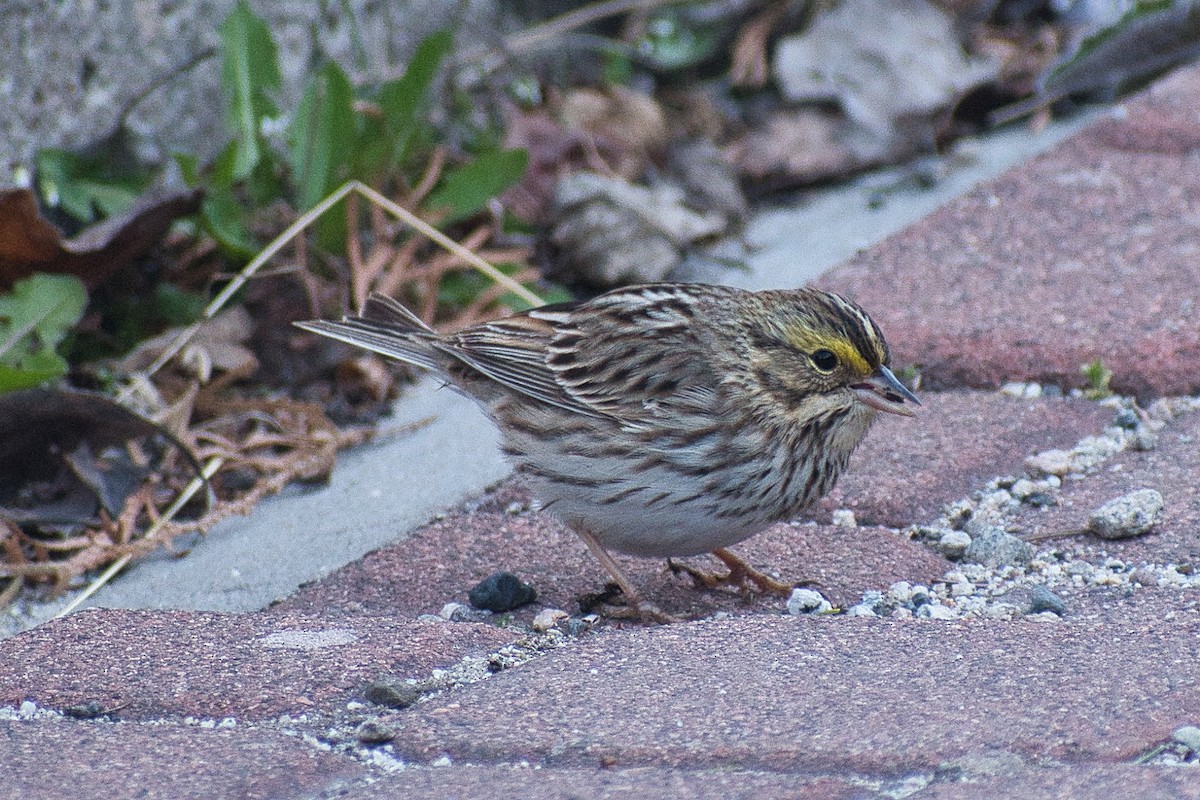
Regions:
[[781, 328, 873, 376]]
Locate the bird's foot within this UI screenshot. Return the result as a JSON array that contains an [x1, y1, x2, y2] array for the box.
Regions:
[[579, 582, 680, 624], [669, 548, 799, 598]]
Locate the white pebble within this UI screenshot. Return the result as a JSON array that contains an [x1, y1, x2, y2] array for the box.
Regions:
[[787, 588, 832, 615], [531, 608, 568, 632], [1172, 725, 1200, 752], [18, 701, 37, 718], [831, 509, 857, 528], [1025, 449, 1075, 477], [938, 531, 972, 559], [917, 604, 956, 620]]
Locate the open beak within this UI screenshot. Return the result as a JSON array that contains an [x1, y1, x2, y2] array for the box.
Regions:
[[852, 366, 920, 417]]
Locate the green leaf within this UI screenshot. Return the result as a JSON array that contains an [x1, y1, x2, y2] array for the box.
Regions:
[[200, 189, 260, 258], [36, 147, 146, 222], [289, 61, 356, 251], [219, 0, 281, 181], [290, 61, 356, 211], [352, 29, 453, 181], [425, 149, 528, 224], [173, 151, 201, 187], [0, 274, 87, 392], [0, 352, 69, 392], [381, 29, 454, 130]]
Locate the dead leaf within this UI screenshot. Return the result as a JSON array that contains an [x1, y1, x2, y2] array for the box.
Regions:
[[548, 171, 729, 287], [0, 186, 202, 291], [728, 108, 866, 186], [772, 0, 996, 137], [0, 387, 205, 527]]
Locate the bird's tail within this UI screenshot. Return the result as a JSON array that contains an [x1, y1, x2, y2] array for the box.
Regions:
[[293, 293, 440, 371]]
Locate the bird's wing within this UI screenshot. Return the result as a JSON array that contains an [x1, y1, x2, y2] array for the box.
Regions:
[[442, 285, 723, 422]]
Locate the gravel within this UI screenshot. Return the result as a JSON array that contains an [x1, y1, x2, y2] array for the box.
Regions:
[[814, 397, 1200, 624]]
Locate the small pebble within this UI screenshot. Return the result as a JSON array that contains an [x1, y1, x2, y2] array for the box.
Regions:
[[963, 528, 1034, 568], [1009, 478, 1037, 499], [362, 679, 424, 709], [531, 608, 568, 632], [909, 585, 931, 608], [950, 582, 975, 598], [787, 588, 832, 615], [1172, 725, 1200, 752], [439, 602, 490, 623], [1027, 586, 1067, 616], [1132, 428, 1159, 451], [468, 572, 538, 612], [1113, 408, 1140, 430], [1130, 568, 1159, 587], [983, 603, 1020, 619], [917, 604, 956, 620], [356, 719, 397, 745], [938, 530, 972, 559], [1088, 489, 1164, 540], [19, 701, 37, 718], [846, 604, 878, 617], [1025, 449, 1075, 477], [831, 509, 857, 528]]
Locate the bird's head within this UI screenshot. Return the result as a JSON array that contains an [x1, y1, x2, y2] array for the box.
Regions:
[[736, 288, 919, 422]]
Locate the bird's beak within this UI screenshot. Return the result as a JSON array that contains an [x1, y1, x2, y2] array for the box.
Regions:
[[852, 366, 920, 417]]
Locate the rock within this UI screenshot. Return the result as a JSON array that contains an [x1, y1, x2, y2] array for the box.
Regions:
[[362, 678, 424, 709], [886, 581, 914, 606], [846, 604, 878, 617], [831, 509, 857, 528], [439, 602, 490, 622], [468, 572, 538, 612], [963, 528, 1034, 568], [356, 719, 397, 744], [1027, 586, 1067, 616], [1024, 449, 1075, 477], [1172, 725, 1200, 752], [787, 588, 832, 615], [917, 604, 956, 620], [1087, 489, 1164, 539], [937, 530, 972, 559], [531, 608, 568, 632]]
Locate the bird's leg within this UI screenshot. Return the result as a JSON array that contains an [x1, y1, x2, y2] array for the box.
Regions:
[[573, 528, 676, 623], [670, 547, 796, 597]]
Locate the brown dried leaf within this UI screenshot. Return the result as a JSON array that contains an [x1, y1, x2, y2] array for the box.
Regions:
[[0, 186, 202, 291], [728, 108, 865, 186]]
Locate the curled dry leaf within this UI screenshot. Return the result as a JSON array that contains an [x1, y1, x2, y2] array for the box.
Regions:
[[0, 186, 203, 291], [557, 85, 670, 175], [728, 108, 866, 186], [548, 171, 730, 287], [772, 0, 995, 139]]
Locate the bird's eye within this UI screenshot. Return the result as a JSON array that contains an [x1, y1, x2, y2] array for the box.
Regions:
[[811, 349, 838, 372]]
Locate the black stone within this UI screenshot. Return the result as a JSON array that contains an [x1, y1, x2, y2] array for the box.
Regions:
[[468, 571, 538, 612]]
